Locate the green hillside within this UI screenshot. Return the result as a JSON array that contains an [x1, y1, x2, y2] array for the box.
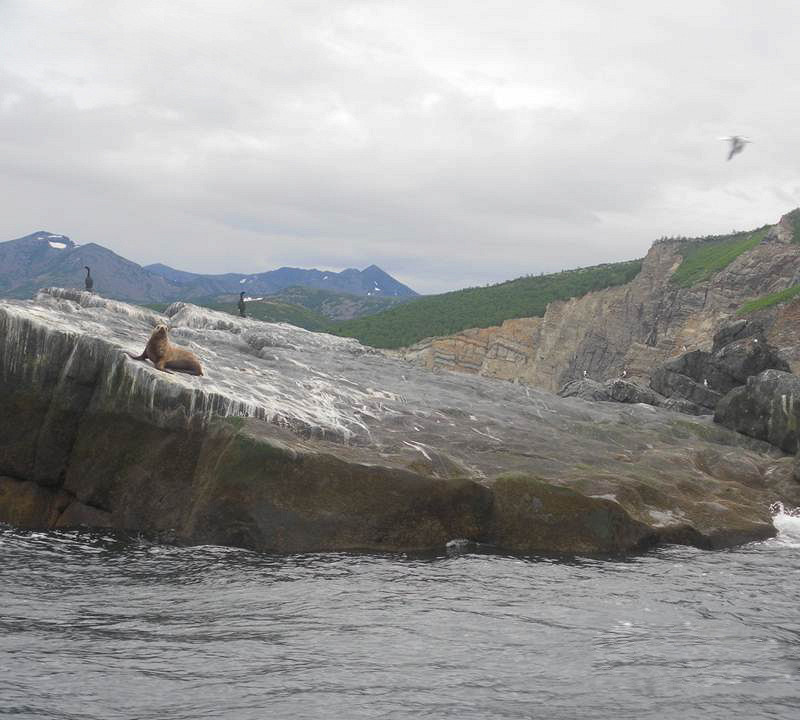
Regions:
[[329, 260, 643, 349], [670, 226, 770, 288], [268, 285, 409, 320], [737, 283, 800, 316]]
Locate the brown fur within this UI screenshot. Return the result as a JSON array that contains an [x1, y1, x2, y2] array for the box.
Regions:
[[127, 324, 203, 376]]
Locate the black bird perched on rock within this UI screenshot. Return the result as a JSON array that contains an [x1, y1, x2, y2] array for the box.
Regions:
[[84, 266, 93, 292], [719, 135, 752, 161], [238, 291, 246, 318]]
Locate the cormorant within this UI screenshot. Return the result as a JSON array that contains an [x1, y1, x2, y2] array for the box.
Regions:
[[84, 266, 94, 292], [238, 291, 246, 318]]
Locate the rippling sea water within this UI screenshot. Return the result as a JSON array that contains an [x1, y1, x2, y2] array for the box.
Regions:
[[2, 509, 799, 720]]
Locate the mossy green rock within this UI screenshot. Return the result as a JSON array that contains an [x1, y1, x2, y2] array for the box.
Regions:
[[490, 475, 656, 554]]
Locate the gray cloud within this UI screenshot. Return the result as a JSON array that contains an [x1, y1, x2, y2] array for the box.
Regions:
[[2, 1, 799, 293]]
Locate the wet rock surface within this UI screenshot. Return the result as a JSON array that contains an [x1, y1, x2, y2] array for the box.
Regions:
[[1, 289, 798, 554]]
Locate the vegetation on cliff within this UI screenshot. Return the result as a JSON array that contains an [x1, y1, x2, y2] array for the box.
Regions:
[[328, 260, 643, 349], [737, 283, 800, 316], [670, 226, 770, 288]]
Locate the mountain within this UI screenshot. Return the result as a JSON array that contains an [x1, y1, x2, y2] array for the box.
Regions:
[[0, 231, 417, 305], [0, 231, 79, 294], [144, 261, 418, 299], [0, 231, 180, 302], [392, 209, 800, 393]]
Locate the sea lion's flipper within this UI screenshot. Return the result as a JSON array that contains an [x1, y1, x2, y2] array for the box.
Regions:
[[126, 351, 148, 361], [154, 359, 174, 373]]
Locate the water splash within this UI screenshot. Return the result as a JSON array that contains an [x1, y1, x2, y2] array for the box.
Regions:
[[769, 502, 800, 547]]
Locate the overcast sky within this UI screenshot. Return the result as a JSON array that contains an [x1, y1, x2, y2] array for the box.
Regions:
[[2, 1, 799, 293]]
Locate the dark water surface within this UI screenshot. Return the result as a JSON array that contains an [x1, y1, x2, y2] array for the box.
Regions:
[[2, 510, 799, 720]]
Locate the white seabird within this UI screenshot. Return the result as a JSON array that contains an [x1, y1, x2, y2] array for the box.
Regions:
[[719, 136, 752, 161]]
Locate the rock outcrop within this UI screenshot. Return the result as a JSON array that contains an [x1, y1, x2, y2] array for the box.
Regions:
[[557, 320, 789, 417], [1, 289, 799, 554], [715, 370, 800, 454], [400, 211, 800, 392], [558, 378, 666, 407], [650, 323, 789, 413]]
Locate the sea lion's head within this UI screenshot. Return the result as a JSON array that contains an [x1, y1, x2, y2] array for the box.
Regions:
[[152, 324, 169, 340]]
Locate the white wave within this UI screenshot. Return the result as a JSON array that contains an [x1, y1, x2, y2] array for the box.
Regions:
[[769, 502, 800, 547]]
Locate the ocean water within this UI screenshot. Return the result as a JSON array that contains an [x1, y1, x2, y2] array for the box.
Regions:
[[1, 507, 799, 720]]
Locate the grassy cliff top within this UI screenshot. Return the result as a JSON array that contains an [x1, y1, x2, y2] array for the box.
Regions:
[[670, 226, 771, 288], [329, 259, 643, 349], [738, 284, 800, 316]]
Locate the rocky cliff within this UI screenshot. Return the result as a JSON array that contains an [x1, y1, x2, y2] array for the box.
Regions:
[[401, 211, 800, 391], [1, 289, 798, 554]]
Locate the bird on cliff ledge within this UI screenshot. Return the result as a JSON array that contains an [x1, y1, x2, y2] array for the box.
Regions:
[[719, 136, 752, 161]]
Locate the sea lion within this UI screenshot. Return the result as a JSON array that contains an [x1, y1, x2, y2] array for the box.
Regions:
[[127, 324, 203, 376]]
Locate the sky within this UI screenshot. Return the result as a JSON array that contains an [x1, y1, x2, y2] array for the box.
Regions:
[[2, 1, 800, 294]]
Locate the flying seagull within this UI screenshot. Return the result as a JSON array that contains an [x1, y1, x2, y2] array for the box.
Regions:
[[719, 136, 752, 161]]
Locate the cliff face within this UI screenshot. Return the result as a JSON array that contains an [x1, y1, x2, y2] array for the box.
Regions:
[[402, 213, 800, 391], [2, 289, 799, 553]]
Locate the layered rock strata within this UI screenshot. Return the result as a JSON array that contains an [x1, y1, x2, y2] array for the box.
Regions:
[[401, 212, 800, 391], [1, 289, 798, 554], [557, 321, 789, 417]]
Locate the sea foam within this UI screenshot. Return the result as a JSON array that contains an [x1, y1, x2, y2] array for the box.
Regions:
[[770, 502, 800, 547]]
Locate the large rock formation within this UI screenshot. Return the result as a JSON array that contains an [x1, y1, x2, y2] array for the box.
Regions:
[[558, 378, 666, 407], [649, 322, 790, 413], [401, 211, 800, 391], [1, 289, 798, 554], [556, 320, 789, 417], [715, 370, 800, 454]]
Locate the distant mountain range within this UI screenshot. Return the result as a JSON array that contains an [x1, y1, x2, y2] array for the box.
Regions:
[[0, 231, 418, 304], [144, 261, 416, 299]]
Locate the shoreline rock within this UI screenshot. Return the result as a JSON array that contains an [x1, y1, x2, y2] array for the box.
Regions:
[[1, 289, 797, 555]]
